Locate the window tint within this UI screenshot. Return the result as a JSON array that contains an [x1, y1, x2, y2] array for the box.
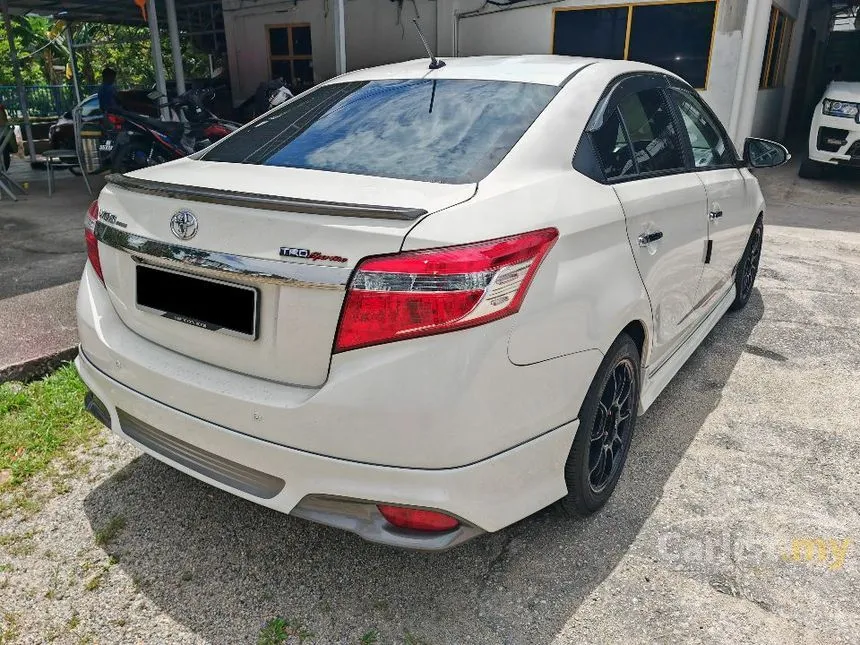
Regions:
[[616, 88, 685, 174], [553, 8, 628, 59], [670, 88, 734, 168], [203, 80, 557, 184], [628, 3, 717, 89], [591, 108, 637, 180]]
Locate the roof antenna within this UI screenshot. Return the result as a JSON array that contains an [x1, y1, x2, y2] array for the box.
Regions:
[[412, 18, 445, 70]]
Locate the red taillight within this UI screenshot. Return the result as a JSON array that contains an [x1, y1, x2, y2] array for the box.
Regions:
[[107, 114, 125, 128], [84, 200, 104, 283], [377, 505, 460, 532], [334, 228, 558, 352]]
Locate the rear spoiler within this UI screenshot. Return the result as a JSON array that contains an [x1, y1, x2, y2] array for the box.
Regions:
[[106, 174, 428, 221]]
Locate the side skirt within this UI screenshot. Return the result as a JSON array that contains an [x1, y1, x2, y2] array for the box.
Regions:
[[638, 281, 736, 413]]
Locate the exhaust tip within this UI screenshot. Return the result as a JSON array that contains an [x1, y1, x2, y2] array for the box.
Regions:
[[84, 391, 111, 429]]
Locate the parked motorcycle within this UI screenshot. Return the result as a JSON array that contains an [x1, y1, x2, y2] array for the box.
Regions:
[[237, 78, 294, 122], [105, 87, 240, 173]]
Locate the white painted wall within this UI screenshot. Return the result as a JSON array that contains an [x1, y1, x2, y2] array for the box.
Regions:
[[223, 0, 437, 105]]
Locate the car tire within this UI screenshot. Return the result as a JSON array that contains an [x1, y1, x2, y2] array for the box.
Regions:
[[559, 333, 640, 516], [729, 217, 763, 312], [729, 216, 764, 311], [798, 157, 828, 179]]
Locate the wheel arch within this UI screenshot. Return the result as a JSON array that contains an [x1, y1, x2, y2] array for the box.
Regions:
[[620, 319, 649, 367]]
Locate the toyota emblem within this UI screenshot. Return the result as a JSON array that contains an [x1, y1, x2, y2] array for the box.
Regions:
[[170, 210, 198, 241]]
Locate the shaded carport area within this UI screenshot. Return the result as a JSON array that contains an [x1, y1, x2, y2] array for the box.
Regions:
[[1, 0, 228, 163], [0, 0, 228, 379], [0, 0, 346, 380]]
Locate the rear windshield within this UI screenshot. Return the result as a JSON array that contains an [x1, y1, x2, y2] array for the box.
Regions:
[[202, 79, 557, 184]]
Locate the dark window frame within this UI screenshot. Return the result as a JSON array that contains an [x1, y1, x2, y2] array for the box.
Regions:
[[666, 85, 740, 171], [575, 72, 695, 184], [551, 1, 719, 90]]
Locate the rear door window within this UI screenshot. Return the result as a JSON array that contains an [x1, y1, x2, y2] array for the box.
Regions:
[[203, 79, 558, 184], [616, 88, 686, 174], [591, 108, 637, 180]]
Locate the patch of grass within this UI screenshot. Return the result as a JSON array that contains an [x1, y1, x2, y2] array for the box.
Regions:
[[359, 629, 380, 645], [0, 529, 40, 556], [0, 364, 100, 491], [94, 515, 126, 547], [84, 572, 104, 591], [67, 612, 80, 630], [0, 612, 20, 644], [258, 617, 314, 645]]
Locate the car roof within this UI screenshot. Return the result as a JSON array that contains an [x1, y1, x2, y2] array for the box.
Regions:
[[333, 55, 603, 87]]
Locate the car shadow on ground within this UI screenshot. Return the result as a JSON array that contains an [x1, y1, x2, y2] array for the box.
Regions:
[[83, 292, 764, 644]]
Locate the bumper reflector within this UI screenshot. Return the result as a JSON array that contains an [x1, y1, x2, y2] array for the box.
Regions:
[[377, 505, 460, 532]]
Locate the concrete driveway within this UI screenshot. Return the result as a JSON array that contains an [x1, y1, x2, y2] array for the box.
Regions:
[[1, 157, 859, 644]]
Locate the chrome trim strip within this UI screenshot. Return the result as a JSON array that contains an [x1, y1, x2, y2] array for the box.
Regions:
[[106, 173, 428, 221], [95, 221, 352, 290]]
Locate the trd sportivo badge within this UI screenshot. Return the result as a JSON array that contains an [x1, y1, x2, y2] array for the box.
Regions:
[[279, 247, 348, 263], [170, 210, 198, 241]]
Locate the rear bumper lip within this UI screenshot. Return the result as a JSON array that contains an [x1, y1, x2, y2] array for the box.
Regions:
[[76, 351, 577, 548]]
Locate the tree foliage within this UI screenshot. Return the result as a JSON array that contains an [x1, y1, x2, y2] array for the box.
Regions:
[[0, 15, 218, 88]]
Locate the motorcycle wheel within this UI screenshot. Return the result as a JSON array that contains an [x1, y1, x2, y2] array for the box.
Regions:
[[111, 141, 153, 173]]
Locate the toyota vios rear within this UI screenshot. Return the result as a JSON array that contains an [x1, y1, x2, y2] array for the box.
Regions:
[[77, 55, 772, 549]]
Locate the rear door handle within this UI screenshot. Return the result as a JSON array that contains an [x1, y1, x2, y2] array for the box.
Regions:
[[709, 209, 723, 221], [638, 231, 664, 246]]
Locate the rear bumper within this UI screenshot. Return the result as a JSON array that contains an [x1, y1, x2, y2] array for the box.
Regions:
[[76, 351, 577, 548]]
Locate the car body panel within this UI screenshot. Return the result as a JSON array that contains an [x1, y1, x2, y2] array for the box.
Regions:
[[695, 167, 752, 307], [78, 263, 602, 468], [75, 350, 578, 536], [614, 173, 708, 370]]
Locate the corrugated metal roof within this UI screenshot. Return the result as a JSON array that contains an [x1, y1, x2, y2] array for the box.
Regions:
[[3, 0, 220, 29]]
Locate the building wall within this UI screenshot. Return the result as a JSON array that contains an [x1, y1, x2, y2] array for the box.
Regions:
[[222, 0, 806, 145], [450, 0, 754, 137], [223, 0, 437, 104]]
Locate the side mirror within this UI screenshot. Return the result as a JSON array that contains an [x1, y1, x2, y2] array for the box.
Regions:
[[743, 138, 791, 168]]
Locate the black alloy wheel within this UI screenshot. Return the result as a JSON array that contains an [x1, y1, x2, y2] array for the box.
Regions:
[[560, 333, 640, 516]]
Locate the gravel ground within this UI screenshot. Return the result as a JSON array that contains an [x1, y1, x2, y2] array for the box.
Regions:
[[1, 216, 859, 644]]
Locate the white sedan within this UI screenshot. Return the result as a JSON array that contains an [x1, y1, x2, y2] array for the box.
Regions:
[[76, 56, 788, 549]]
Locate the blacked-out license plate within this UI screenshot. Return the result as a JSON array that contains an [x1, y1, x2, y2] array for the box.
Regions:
[[136, 264, 258, 339]]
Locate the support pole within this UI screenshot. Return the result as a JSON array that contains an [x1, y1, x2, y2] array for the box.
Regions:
[[65, 22, 82, 106], [1, 0, 37, 162], [146, 0, 172, 120], [165, 0, 186, 96], [333, 0, 346, 76]]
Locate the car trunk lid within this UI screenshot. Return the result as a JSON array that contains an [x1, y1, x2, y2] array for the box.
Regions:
[[94, 158, 476, 387]]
